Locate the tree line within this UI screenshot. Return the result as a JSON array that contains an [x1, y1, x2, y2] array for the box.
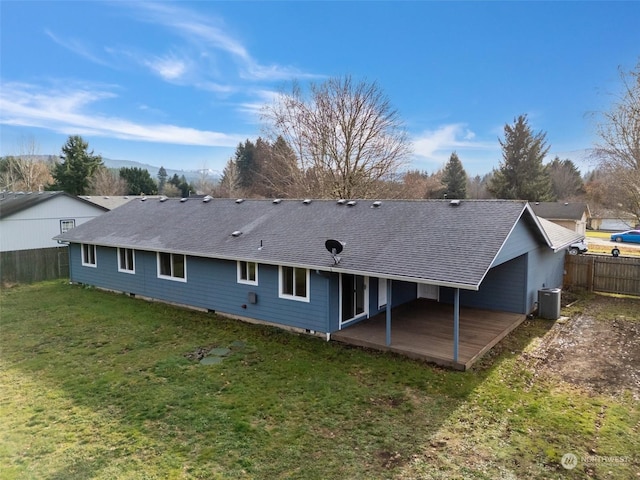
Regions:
[[1, 61, 637, 223]]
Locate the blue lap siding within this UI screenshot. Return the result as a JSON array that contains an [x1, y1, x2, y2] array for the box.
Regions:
[[69, 244, 330, 333]]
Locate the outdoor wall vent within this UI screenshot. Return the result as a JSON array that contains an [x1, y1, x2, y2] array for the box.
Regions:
[[303, 199, 312, 205], [235, 198, 245, 204], [337, 199, 346, 205], [449, 199, 461, 206], [203, 195, 212, 203], [372, 201, 382, 208], [347, 200, 357, 207], [231, 230, 243, 237], [272, 198, 282, 204], [159, 196, 168, 202], [180, 197, 188, 203]]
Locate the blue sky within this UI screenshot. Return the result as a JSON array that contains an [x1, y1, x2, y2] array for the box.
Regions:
[[1, 1, 639, 177]]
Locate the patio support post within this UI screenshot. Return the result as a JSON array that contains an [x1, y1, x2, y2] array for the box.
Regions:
[[453, 288, 460, 362], [385, 280, 392, 346]]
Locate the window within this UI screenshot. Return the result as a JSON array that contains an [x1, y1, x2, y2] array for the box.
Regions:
[[81, 244, 96, 267], [157, 252, 186, 281], [237, 261, 258, 285], [279, 266, 309, 302], [118, 248, 135, 274], [60, 219, 75, 233]]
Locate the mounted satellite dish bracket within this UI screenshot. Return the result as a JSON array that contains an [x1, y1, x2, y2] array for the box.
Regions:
[[325, 239, 345, 265]]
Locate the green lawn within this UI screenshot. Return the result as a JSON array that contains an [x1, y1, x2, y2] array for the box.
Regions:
[[1, 282, 638, 479]]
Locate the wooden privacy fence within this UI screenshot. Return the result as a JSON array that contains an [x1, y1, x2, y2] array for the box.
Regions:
[[0, 247, 69, 285], [564, 254, 640, 296]]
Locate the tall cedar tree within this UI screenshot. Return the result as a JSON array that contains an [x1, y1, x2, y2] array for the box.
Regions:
[[488, 115, 553, 201], [119, 167, 158, 195], [235, 140, 257, 191], [547, 157, 584, 201], [157, 166, 168, 193], [50, 135, 103, 195], [441, 152, 468, 199]]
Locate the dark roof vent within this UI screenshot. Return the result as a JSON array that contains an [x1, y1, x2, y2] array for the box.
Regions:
[[347, 200, 357, 207], [337, 199, 346, 205], [180, 197, 188, 203], [231, 230, 242, 237], [303, 199, 312, 205], [372, 201, 382, 208], [449, 199, 461, 206], [203, 195, 212, 203], [272, 198, 282, 204], [235, 198, 244, 204], [159, 196, 168, 202]]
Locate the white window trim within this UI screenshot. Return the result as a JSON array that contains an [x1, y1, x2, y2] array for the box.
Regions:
[[117, 248, 136, 274], [278, 266, 310, 303], [60, 219, 75, 233], [237, 261, 258, 285], [81, 244, 97, 268], [156, 252, 187, 283]]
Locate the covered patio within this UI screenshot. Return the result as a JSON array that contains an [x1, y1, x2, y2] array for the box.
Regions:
[[331, 298, 526, 370]]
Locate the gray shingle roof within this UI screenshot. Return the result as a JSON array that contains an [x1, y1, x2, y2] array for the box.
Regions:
[[537, 217, 584, 250], [55, 198, 560, 290], [529, 202, 590, 221], [0, 191, 108, 219]]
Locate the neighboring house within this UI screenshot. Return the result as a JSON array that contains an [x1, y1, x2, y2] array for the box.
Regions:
[[55, 198, 582, 367], [529, 202, 590, 235], [0, 191, 108, 252], [588, 209, 638, 231], [80, 195, 162, 211]]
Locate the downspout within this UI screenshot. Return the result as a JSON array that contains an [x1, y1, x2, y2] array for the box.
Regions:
[[326, 272, 331, 341], [385, 279, 392, 346], [453, 288, 460, 363]]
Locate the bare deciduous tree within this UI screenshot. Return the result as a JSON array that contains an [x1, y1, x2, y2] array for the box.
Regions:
[[0, 135, 53, 191], [89, 167, 128, 195], [592, 61, 640, 222], [262, 76, 412, 199]]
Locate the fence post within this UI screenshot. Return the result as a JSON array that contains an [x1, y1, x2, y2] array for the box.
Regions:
[[587, 256, 594, 292]]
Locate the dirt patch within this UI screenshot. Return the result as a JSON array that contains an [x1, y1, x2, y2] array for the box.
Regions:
[[527, 296, 640, 399]]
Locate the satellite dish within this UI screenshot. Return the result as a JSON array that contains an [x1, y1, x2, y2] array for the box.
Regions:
[[325, 239, 345, 265]]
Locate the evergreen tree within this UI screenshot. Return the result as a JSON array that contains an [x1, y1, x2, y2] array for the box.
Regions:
[[488, 115, 553, 201], [157, 166, 168, 193], [50, 135, 103, 195], [547, 157, 584, 201], [441, 151, 467, 199], [235, 140, 257, 191], [167, 174, 193, 197], [119, 167, 158, 195]]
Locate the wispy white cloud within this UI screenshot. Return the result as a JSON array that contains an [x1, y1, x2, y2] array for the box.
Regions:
[[0, 82, 244, 148], [126, 2, 320, 82], [412, 123, 495, 159], [45, 29, 112, 67], [143, 53, 188, 81]]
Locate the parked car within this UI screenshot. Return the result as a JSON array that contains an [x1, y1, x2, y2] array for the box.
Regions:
[[568, 240, 588, 255], [610, 230, 640, 243]]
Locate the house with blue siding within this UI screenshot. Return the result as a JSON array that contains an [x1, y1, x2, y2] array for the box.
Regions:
[[55, 197, 582, 369]]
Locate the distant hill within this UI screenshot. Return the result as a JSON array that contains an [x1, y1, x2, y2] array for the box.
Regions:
[[102, 158, 219, 184], [13, 155, 219, 184]]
